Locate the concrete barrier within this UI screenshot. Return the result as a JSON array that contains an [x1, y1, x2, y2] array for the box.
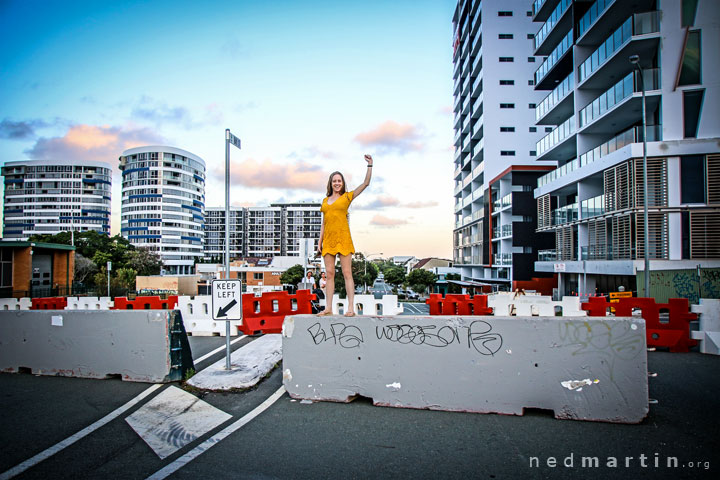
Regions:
[[282, 315, 648, 423], [691, 299, 720, 355], [177, 295, 241, 336], [0, 309, 194, 382], [65, 296, 114, 310], [0, 298, 31, 310], [331, 294, 403, 316]]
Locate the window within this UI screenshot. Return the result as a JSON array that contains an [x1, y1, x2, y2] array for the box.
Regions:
[[499, 34, 513, 39], [682, 0, 699, 27], [528, 57, 536, 62], [527, 33, 534, 39], [500, 103, 515, 108], [529, 127, 537, 132], [683, 89, 705, 138], [527, 11, 533, 16], [528, 79, 535, 86], [678, 30, 701, 86], [528, 103, 536, 108], [530, 151, 537, 156], [545, 127, 553, 132], [253, 272, 263, 280], [498, 11, 512, 16], [499, 57, 514, 62], [500, 151, 516, 156], [500, 127, 515, 132], [680, 155, 705, 203], [499, 80, 514, 85]]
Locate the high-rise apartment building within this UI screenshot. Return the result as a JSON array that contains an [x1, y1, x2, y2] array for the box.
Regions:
[[452, 0, 556, 291], [204, 203, 321, 259], [1, 159, 111, 240], [530, 0, 720, 296], [119, 146, 205, 275]]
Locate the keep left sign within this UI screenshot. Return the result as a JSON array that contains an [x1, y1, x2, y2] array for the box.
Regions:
[[211, 279, 242, 320]]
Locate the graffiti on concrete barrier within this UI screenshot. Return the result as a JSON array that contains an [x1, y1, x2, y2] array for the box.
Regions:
[[375, 320, 503, 355], [307, 322, 364, 349]]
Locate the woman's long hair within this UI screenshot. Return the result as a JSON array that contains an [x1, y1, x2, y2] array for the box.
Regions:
[[326, 171, 346, 197]]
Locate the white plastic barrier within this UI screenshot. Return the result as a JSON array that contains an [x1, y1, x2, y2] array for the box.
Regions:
[[0, 298, 31, 310], [331, 294, 403, 316], [691, 298, 720, 355], [487, 294, 586, 317], [177, 295, 241, 336], [559, 296, 588, 317], [65, 296, 114, 310]]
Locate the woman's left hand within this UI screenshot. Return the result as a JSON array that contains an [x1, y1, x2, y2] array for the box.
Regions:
[[364, 154, 373, 166]]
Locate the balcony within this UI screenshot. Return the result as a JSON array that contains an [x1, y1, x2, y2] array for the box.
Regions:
[[552, 203, 578, 225], [538, 249, 557, 261], [536, 115, 576, 161], [470, 6, 482, 38], [533, 0, 559, 22], [535, 72, 574, 125], [492, 193, 512, 212], [534, 0, 572, 56], [577, 11, 660, 89], [493, 253, 513, 266], [471, 75, 482, 98], [580, 194, 605, 219], [471, 52, 482, 77], [492, 224, 513, 239], [577, 0, 656, 46], [471, 94, 483, 119], [534, 29, 573, 90], [579, 68, 660, 134]]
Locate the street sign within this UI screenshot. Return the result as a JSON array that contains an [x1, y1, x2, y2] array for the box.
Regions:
[[227, 132, 241, 149], [553, 263, 566, 272], [211, 279, 242, 320]]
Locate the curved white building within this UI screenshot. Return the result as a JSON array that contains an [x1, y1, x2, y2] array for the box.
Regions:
[[2, 159, 112, 240], [119, 146, 206, 275]]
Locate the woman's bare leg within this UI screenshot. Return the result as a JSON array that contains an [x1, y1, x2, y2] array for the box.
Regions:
[[320, 254, 336, 314], [340, 254, 355, 315]]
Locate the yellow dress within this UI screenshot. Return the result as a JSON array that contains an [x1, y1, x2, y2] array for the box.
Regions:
[[321, 190, 355, 256]]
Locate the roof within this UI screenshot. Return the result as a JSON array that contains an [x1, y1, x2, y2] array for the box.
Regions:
[[0, 240, 75, 251]]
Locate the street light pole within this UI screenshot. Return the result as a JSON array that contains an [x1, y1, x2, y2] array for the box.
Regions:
[[630, 55, 650, 298]]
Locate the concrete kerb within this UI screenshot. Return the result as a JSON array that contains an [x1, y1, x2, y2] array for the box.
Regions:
[[282, 314, 649, 423]]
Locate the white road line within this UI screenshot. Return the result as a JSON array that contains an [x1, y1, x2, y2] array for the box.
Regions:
[[194, 335, 246, 364], [146, 386, 286, 480], [0, 383, 163, 480]]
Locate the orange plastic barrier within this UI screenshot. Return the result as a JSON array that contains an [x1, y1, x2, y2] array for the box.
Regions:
[[426, 294, 493, 316], [30, 297, 68, 310], [112, 295, 179, 310], [581, 296, 698, 352], [240, 290, 316, 335]]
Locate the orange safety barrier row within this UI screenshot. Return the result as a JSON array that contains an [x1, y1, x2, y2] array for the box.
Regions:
[[581, 296, 698, 352], [112, 295, 179, 310], [240, 290, 316, 335], [426, 294, 493, 316], [30, 297, 68, 310]]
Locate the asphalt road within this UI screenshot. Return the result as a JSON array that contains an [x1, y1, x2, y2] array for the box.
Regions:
[[2, 323, 719, 479]]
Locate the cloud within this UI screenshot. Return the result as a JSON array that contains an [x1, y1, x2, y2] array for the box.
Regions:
[[438, 106, 453, 115], [25, 124, 165, 164], [355, 195, 438, 210], [218, 158, 328, 192], [130, 96, 223, 128], [0, 118, 51, 140], [287, 145, 339, 161], [369, 215, 409, 228], [404, 200, 439, 208], [353, 120, 426, 154]]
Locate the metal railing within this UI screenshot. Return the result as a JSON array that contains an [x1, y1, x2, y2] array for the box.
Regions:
[[580, 194, 605, 219], [536, 72, 574, 122], [536, 115, 575, 157], [577, 0, 617, 39], [535, 29, 573, 85], [535, 0, 572, 51], [538, 249, 557, 261], [552, 203, 578, 225]]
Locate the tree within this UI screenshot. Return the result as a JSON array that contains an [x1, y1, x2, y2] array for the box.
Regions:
[[446, 273, 462, 294], [125, 248, 164, 276], [74, 253, 97, 284], [114, 267, 138, 290], [407, 269, 437, 295], [333, 259, 378, 297], [280, 264, 305, 287], [384, 265, 406, 289]]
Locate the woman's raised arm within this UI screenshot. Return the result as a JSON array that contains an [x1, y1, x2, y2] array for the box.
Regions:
[[352, 154, 373, 198]]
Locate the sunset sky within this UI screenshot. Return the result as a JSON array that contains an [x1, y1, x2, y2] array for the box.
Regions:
[[0, 0, 457, 258]]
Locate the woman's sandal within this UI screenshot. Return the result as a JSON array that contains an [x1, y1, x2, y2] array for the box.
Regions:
[[317, 310, 333, 316], [344, 311, 356, 317]]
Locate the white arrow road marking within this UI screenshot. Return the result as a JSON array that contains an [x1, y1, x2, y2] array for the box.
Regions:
[[146, 385, 286, 480], [0, 384, 163, 480], [126, 386, 232, 459]]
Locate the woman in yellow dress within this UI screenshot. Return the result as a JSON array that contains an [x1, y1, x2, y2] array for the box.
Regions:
[[316, 154, 373, 316]]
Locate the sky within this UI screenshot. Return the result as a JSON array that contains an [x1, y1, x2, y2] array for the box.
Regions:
[[0, 0, 458, 259]]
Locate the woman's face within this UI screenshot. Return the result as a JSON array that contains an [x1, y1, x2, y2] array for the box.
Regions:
[[321, 272, 326, 278], [331, 174, 344, 193]]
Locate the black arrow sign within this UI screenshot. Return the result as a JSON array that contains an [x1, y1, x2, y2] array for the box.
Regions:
[[216, 299, 238, 318]]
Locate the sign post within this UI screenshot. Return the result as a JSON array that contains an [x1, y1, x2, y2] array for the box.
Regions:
[[222, 129, 243, 369], [212, 278, 243, 370]]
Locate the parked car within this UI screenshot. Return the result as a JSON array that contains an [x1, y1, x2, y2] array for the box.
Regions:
[[406, 289, 420, 300]]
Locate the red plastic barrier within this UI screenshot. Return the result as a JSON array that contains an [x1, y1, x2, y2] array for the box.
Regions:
[[112, 295, 179, 310], [426, 294, 493, 315], [239, 290, 316, 335], [581, 297, 698, 352], [30, 297, 68, 310]]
